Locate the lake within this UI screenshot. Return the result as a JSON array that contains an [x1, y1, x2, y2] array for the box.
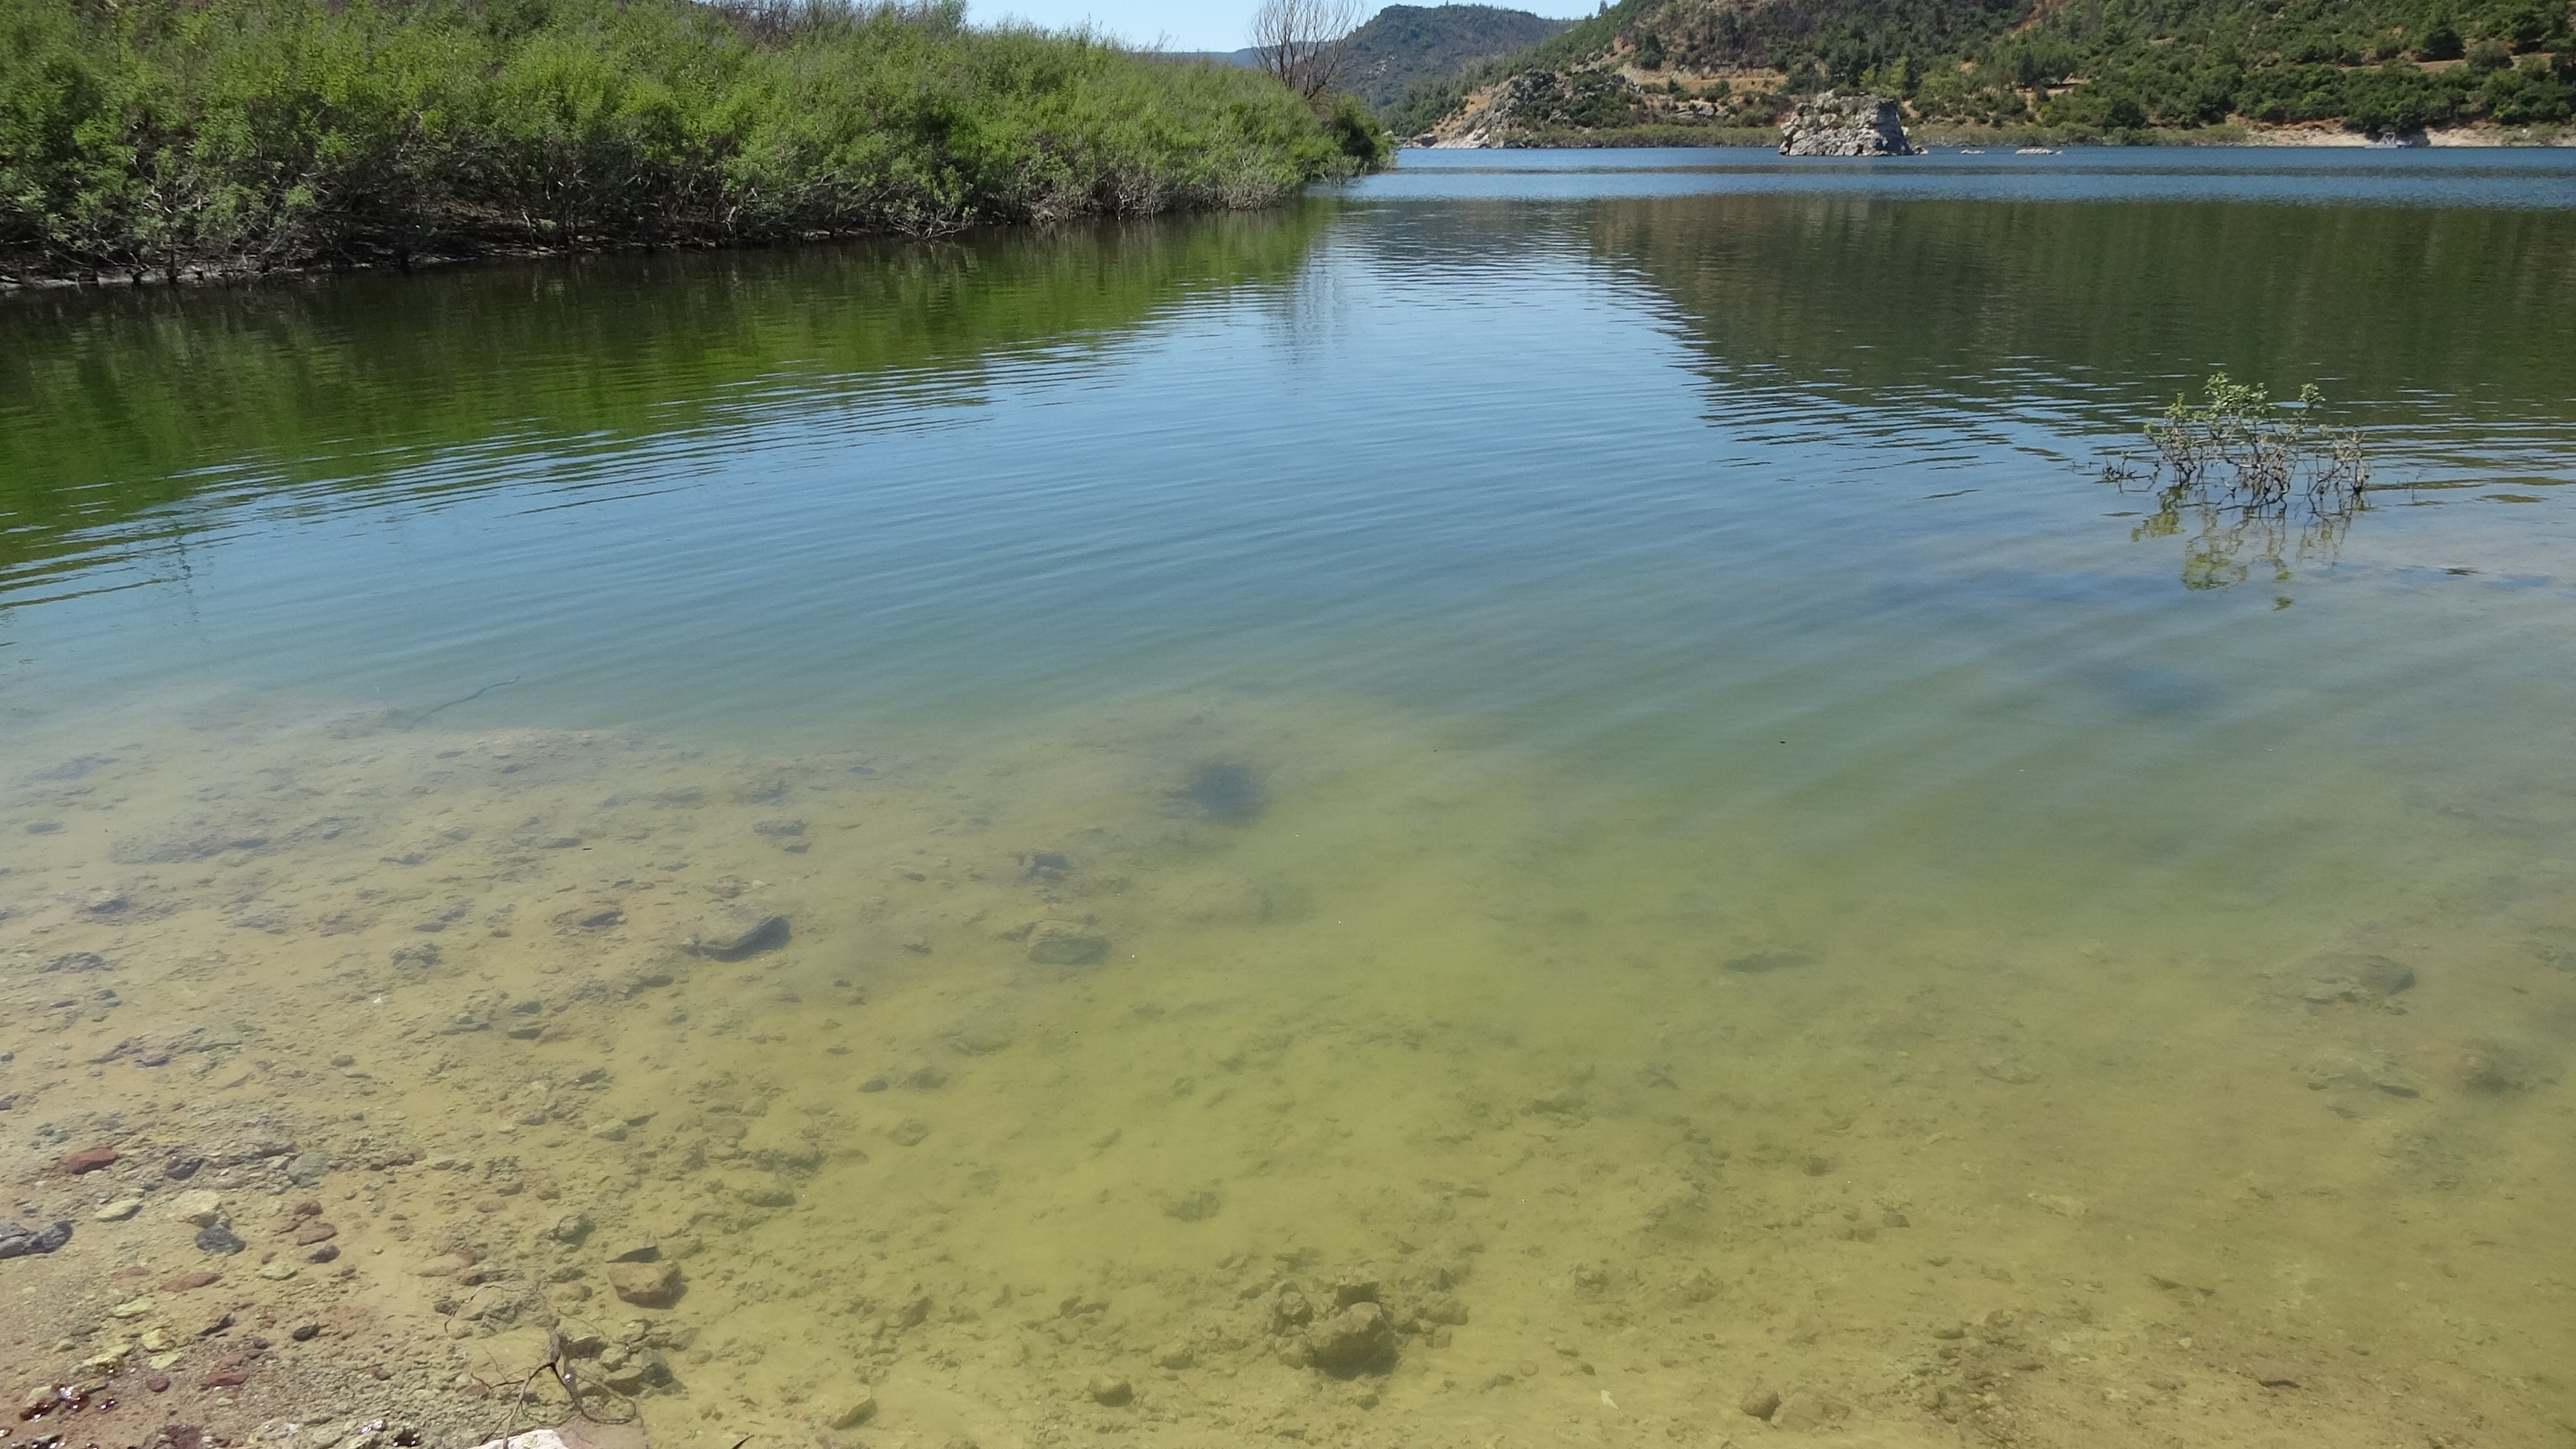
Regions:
[[3, 148, 2573, 1447]]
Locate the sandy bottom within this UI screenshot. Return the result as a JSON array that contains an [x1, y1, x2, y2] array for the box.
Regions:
[[3, 690, 2571, 1449]]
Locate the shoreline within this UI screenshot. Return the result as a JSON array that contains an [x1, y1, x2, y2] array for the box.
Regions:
[[1411, 120, 2576, 151]]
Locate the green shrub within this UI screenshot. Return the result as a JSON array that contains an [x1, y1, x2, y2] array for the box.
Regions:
[[0, 0, 1375, 276]]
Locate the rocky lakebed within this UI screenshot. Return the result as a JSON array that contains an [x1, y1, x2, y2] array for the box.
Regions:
[[3, 692, 2571, 1449]]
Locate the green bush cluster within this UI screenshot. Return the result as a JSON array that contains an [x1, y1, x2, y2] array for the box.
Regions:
[[0, 0, 1387, 278]]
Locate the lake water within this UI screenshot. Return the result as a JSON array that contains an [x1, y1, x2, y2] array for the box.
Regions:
[[4, 149, 2574, 1448]]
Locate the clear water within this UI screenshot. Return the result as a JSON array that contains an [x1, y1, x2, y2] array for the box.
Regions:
[[3, 150, 2574, 1447]]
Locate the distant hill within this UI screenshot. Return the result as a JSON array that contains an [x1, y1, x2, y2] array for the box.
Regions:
[[1173, 5, 1576, 121], [1419, 0, 2576, 142], [1342, 5, 1577, 111]]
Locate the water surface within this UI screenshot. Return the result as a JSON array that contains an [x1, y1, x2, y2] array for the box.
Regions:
[[3, 149, 2574, 1448]]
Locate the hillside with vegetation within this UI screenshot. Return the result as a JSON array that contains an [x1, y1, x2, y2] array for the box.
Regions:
[[1343, 5, 1578, 111], [1420, 0, 2576, 142], [0, 0, 1388, 284]]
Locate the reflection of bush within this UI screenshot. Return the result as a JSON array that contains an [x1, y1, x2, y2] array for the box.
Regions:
[[0, 207, 1325, 562]]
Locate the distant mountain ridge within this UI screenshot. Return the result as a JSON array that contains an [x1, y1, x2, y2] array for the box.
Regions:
[[1343, 5, 1578, 110], [1419, 0, 2576, 142], [1171, 5, 1576, 117]]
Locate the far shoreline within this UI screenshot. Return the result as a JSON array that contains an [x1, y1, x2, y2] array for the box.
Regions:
[[1407, 120, 2576, 151]]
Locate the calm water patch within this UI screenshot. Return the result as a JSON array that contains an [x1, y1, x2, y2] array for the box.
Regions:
[[2, 151, 2573, 1446]]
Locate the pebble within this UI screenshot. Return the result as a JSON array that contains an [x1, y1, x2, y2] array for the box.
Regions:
[[163, 1270, 223, 1292], [0, 1220, 75, 1257], [196, 1224, 246, 1255], [887, 1119, 930, 1147], [55, 1144, 120, 1175], [146, 1376, 171, 1393], [94, 1197, 146, 1222], [257, 1262, 297, 1281], [291, 1324, 321, 1342], [111, 1295, 156, 1318], [826, 1392, 877, 1428], [1739, 1387, 1781, 1419], [170, 1191, 225, 1228]]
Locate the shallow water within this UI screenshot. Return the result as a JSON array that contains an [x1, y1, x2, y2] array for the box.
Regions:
[[4, 150, 2575, 1448]]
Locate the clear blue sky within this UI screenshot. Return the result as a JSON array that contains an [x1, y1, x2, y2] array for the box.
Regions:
[[974, 1, 1601, 54]]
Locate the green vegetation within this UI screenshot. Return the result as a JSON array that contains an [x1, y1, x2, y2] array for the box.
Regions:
[[1340, 4, 1574, 115], [0, 0, 1387, 281], [2112, 376, 2371, 591], [1390, 0, 1643, 131], [1915, 0, 2576, 136], [2130, 375, 2368, 509], [1427, 0, 2576, 142]]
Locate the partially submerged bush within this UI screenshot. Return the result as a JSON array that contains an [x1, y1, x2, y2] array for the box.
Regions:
[[2106, 374, 2371, 592], [2137, 373, 2369, 513]]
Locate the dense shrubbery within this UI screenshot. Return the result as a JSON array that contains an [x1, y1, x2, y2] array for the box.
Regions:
[[0, 0, 1387, 278]]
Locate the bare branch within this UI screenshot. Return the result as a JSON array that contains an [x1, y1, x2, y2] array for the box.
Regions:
[[1250, 0, 1364, 101]]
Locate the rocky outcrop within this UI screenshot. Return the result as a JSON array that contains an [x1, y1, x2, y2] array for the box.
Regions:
[[1428, 68, 1642, 148], [1777, 92, 1914, 156]]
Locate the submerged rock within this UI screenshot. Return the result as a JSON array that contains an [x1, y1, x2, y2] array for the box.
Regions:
[[683, 907, 790, 960], [608, 1258, 683, 1307], [2460, 1038, 2559, 1095], [2304, 952, 2416, 1002], [1304, 1301, 1397, 1376], [1028, 922, 1110, 965], [1722, 949, 1813, 975], [1778, 92, 1914, 156], [1770, 1389, 1852, 1430], [1178, 762, 1265, 822]]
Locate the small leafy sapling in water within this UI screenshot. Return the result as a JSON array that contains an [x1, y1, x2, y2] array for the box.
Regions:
[[2121, 373, 2369, 513], [2102, 374, 2371, 592]]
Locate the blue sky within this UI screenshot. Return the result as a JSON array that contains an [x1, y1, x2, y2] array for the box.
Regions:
[[975, 1, 1600, 54]]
